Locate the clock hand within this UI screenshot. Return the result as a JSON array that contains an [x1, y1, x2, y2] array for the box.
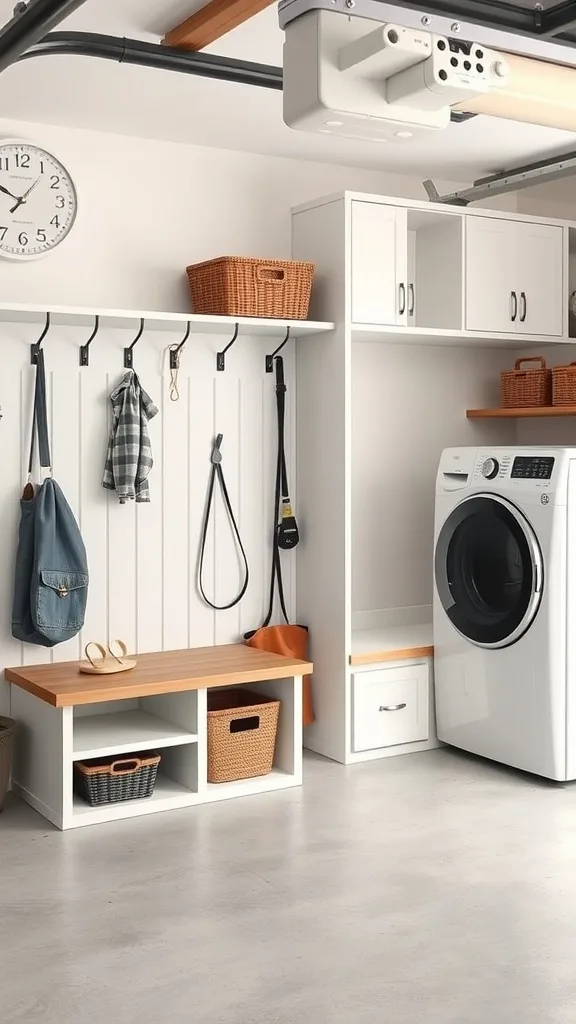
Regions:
[[0, 184, 18, 201], [9, 176, 41, 215]]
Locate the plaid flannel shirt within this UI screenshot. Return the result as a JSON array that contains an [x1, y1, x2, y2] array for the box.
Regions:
[[102, 371, 158, 504]]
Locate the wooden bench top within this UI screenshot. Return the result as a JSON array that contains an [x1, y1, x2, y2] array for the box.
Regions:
[[350, 624, 433, 667], [5, 644, 313, 708]]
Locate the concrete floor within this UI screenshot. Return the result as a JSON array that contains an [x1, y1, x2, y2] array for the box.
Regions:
[[2, 748, 576, 1023]]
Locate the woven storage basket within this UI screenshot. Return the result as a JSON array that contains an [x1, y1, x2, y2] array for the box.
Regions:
[[500, 356, 552, 408], [207, 688, 280, 784], [552, 362, 576, 406], [0, 716, 17, 812], [74, 751, 161, 806], [186, 256, 314, 319]]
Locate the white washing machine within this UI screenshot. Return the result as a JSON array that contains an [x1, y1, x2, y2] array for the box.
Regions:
[[433, 446, 576, 781]]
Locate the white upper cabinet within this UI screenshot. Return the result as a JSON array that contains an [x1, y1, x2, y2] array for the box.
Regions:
[[516, 221, 564, 337], [466, 217, 564, 337], [351, 201, 408, 326]]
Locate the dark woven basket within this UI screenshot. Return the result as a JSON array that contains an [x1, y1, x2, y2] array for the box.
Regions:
[[0, 716, 17, 812], [74, 751, 161, 806]]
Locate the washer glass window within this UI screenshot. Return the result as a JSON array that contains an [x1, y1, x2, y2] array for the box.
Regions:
[[435, 495, 542, 648]]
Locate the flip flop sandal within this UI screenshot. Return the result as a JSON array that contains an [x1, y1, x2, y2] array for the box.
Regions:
[[79, 640, 137, 675]]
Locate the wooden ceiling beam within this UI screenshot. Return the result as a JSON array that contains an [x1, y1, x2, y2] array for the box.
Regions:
[[162, 0, 276, 52]]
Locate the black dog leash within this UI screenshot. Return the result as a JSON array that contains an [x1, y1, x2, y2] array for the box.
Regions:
[[198, 433, 249, 610]]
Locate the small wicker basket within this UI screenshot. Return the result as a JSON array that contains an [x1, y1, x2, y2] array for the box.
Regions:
[[207, 688, 280, 784], [500, 356, 552, 409], [552, 362, 576, 406], [74, 751, 161, 806], [186, 256, 314, 320], [0, 716, 17, 812]]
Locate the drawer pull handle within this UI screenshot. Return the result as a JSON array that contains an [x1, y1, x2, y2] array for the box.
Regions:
[[379, 703, 407, 712]]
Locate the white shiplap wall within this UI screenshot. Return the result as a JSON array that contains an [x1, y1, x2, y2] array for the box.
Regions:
[[0, 321, 295, 715]]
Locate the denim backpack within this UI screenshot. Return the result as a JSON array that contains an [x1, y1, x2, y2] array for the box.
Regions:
[[12, 349, 89, 647]]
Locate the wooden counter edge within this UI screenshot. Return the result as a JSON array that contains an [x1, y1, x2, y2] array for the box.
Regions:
[[349, 645, 434, 666], [5, 660, 314, 708]]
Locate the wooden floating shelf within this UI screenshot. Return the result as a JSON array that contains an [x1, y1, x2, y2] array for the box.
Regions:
[[467, 406, 576, 418]]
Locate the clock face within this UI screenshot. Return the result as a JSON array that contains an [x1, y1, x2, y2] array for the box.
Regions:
[[0, 141, 77, 260]]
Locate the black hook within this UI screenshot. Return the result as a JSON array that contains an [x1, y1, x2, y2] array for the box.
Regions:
[[265, 326, 290, 373], [30, 312, 51, 365], [170, 321, 191, 370], [124, 317, 145, 369], [79, 315, 100, 367], [216, 323, 239, 372]]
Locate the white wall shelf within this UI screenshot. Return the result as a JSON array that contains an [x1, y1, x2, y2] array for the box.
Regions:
[[0, 301, 334, 337], [73, 709, 198, 760], [351, 324, 576, 348]]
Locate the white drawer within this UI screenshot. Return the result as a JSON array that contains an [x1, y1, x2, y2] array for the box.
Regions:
[[352, 663, 429, 753]]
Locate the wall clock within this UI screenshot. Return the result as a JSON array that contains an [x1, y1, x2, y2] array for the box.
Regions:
[[0, 140, 77, 260]]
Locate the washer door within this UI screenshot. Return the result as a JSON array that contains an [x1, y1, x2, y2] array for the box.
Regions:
[[435, 494, 543, 649]]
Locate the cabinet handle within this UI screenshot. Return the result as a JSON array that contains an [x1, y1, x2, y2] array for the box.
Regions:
[[398, 282, 406, 316], [379, 703, 407, 712], [510, 290, 518, 322], [520, 291, 527, 323], [408, 282, 415, 317]]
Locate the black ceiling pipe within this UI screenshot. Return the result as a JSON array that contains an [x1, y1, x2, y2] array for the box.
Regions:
[[0, 0, 88, 73], [17, 30, 473, 122], [18, 31, 285, 89]]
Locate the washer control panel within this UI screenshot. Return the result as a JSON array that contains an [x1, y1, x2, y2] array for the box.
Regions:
[[511, 456, 555, 480]]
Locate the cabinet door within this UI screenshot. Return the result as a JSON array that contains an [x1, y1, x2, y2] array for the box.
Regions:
[[465, 217, 517, 332], [351, 201, 407, 325], [515, 221, 564, 337]]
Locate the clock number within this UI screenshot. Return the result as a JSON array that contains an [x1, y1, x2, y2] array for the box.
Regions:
[[40, 160, 45, 174], [50, 215, 60, 229], [36, 229, 46, 243], [15, 153, 30, 169], [0, 227, 7, 241], [50, 175, 60, 189], [0, 157, 8, 171], [18, 232, 28, 246], [55, 196, 65, 209]]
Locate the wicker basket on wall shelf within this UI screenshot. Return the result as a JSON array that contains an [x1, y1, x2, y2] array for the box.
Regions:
[[500, 357, 552, 408], [186, 256, 314, 320]]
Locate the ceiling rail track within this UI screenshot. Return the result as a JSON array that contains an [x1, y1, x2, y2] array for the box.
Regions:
[[0, 0, 88, 73], [387, 0, 576, 39]]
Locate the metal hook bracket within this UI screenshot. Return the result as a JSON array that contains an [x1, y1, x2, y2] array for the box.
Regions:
[[216, 323, 239, 372], [170, 321, 191, 370], [79, 314, 100, 366], [265, 326, 290, 373], [31, 311, 51, 365], [124, 317, 145, 369]]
